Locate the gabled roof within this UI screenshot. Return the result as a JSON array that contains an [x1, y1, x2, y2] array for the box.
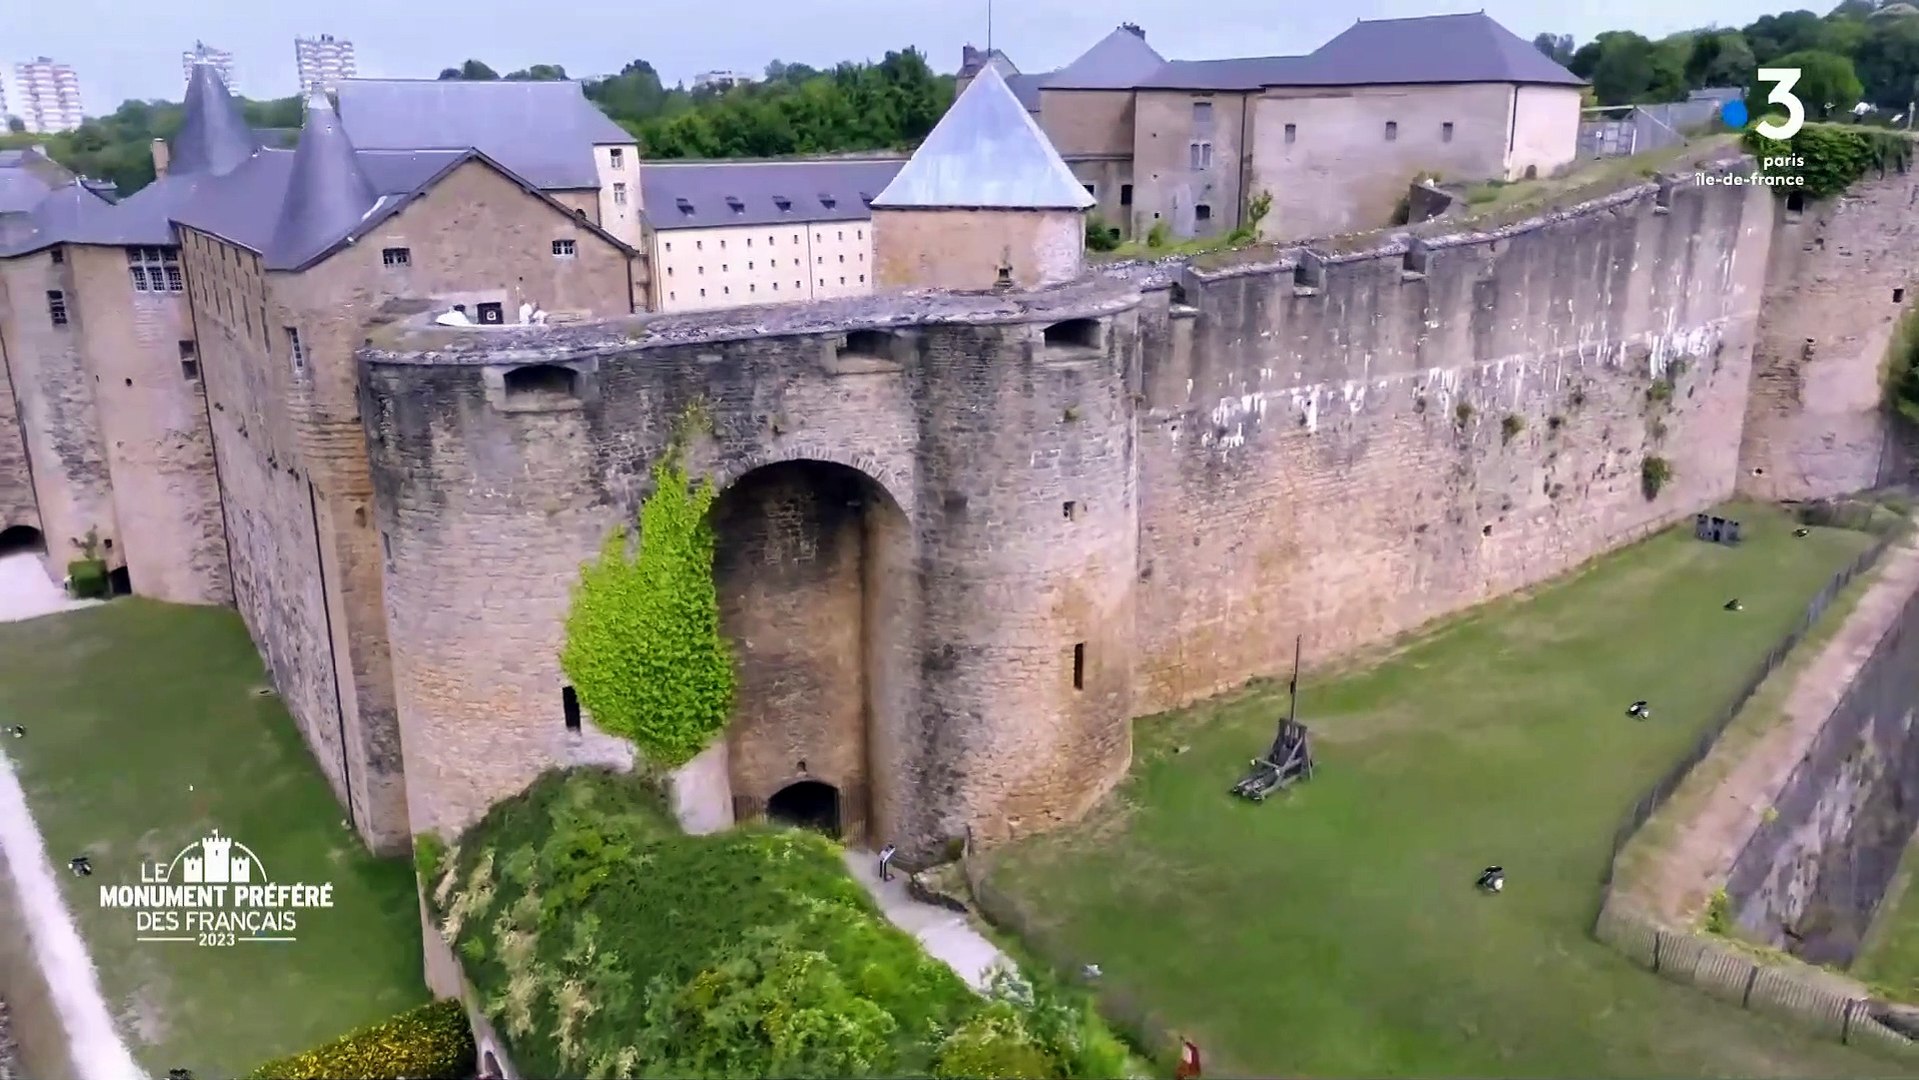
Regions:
[[643, 158, 905, 231], [1139, 56, 1311, 91], [335, 78, 634, 190], [267, 93, 380, 269], [873, 66, 1093, 212], [171, 62, 258, 177], [1045, 25, 1166, 90], [1280, 13, 1585, 87]]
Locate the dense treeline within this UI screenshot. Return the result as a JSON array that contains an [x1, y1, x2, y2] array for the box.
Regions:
[[1543, 0, 1919, 114], [6, 4, 1915, 198]]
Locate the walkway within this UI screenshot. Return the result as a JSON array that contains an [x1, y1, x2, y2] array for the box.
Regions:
[[842, 850, 1016, 993], [0, 553, 98, 623]]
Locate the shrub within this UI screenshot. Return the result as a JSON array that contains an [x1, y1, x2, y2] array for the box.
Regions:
[[934, 1003, 1056, 1080], [1641, 455, 1673, 501], [1646, 377, 1674, 405], [243, 999, 475, 1079], [1454, 401, 1475, 428], [1886, 307, 1919, 426], [560, 415, 734, 768], [1500, 414, 1524, 444], [66, 558, 108, 599], [1145, 221, 1171, 249], [1743, 122, 1911, 201], [1703, 888, 1734, 936], [1084, 216, 1120, 252]]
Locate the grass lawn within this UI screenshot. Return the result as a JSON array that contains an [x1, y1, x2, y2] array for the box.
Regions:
[[1857, 833, 1919, 1003], [0, 599, 427, 1077], [986, 502, 1908, 1078]]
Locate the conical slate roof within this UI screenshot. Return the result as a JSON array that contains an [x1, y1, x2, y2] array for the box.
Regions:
[[265, 93, 379, 269], [171, 61, 258, 177], [872, 66, 1093, 212]]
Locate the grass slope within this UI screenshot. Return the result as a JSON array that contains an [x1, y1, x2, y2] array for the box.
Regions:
[[987, 503, 1905, 1077], [0, 600, 426, 1076]]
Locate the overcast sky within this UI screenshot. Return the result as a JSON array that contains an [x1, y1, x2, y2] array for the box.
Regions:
[[11, 0, 1817, 115]]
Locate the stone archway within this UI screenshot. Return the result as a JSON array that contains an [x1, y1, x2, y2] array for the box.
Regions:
[[711, 458, 912, 850], [767, 779, 842, 838], [0, 526, 44, 557]]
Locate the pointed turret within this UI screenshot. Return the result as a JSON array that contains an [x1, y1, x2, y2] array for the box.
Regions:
[[871, 66, 1094, 292], [170, 60, 257, 177], [266, 92, 377, 270]]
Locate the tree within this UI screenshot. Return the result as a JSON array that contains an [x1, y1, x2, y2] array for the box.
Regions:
[[5, 116, 22, 134], [1853, 16, 1919, 104], [1533, 32, 1576, 64], [1744, 10, 1833, 62], [1756, 48, 1866, 116], [1578, 31, 1689, 104], [437, 59, 499, 80], [1686, 31, 1758, 87], [506, 64, 568, 81]]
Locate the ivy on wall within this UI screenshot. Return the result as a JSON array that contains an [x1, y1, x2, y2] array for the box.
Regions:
[[560, 408, 736, 767], [1742, 123, 1911, 201]]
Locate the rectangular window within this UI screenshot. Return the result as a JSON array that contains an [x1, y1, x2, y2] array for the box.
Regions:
[[552, 239, 577, 257], [1442, 121, 1455, 143], [381, 247, 410, 266], [1193, 100, 1213, 128], [613, 182, 628, 206], [47, 290, 68, 326], [49, 248, 62, 265], [1120, 183, 1133, 206], [1196, 203, 1212, 221], [179, 340, 199, 380], [1284, 122, 1297, 143], [1084, 182, 1097, 198], [1072, 643, 1086, 690], [1385, 120, 1398, 141], [285, 326, 305, 374], [127, 246, 184, 294], [1189, 141, 1213, 170], [608, 147, 624, 170]]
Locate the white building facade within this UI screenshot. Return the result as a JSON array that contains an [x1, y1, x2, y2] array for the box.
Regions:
[[12, 57, 83, 133], [295, 34, 357, 94]]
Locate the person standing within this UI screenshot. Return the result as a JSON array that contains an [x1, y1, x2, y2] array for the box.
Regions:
[[878, 843, 897, 882]]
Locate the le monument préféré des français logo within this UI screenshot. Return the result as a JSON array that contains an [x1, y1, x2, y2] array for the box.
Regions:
[[97, 829, 336, 947]]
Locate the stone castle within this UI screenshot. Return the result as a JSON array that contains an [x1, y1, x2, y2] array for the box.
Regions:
[[0, 49, 1915, 863]]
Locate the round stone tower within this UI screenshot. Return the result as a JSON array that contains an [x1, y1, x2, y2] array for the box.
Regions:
[[870, 64, 1096, 292]]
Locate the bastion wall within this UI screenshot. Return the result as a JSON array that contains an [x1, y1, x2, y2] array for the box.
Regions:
[[356, 168, 1804, 858]]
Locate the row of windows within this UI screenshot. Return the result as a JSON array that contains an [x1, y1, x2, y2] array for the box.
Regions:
[[665, 251, 864, 277], [663, 228, 864, 254], [667, 273, 867, 303], [1175, 119, 1459, 173]]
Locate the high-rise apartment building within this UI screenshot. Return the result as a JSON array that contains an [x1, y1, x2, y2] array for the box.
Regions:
[[182, 42, 236, 89], [294, 34, 356, 94], [12, 57, 84, 133]]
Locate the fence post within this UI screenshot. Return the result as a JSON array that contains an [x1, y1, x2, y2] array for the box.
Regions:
[[1652, 929, 1663, 974], [1842, 998, 1857, 1044], [1741, 962, 1759, 1009]]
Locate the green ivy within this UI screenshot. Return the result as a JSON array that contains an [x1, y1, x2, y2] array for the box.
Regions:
[[1742, 123, 1911, 202], [1885, 306, 1919, 427], [243, 999, 475, 1079], [560, 414, 735, 768]]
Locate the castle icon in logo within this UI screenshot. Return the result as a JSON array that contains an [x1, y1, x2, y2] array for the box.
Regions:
[[179, 830, 252, 885]]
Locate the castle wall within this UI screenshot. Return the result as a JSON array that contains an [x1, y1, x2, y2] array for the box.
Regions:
[[362, 285, 1141, 856], [873, 208, 1084, 291], [1132, 89, 1251, 241], [1736, 167, 1919, 501], [1250, 83, 1515, 242], [66, 245, 229, 605], [0, 250, 120, 573], [0, 315, 41, 536], [1131, 177, 1774, 711]]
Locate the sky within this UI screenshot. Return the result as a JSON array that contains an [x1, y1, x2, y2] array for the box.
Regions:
[[7, 0, 1829, 116]]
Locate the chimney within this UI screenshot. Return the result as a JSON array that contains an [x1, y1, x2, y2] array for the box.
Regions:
[[151, 138, 170, 178], [1121, 21, 1145, 39]]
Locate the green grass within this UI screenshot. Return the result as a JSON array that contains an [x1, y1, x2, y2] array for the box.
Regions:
[[1857, 832, 1919, 1003], [0, 599, 427, 1077], [431, 768, 1130, 1078], [986, 502, 1908, 1078]]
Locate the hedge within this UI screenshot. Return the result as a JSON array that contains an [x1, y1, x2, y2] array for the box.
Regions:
[[243, 998, 476, 1079], [66, 558, 107, 599]]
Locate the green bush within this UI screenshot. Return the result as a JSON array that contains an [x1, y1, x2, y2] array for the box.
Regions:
[[66, 558, 107, 599], [1084, 216, 1120, 252], [1885, 306, 1919, 426], [1641, 455, 1673, 501], [1743, 122, 1911, 202], [243, 998, 475, 1079], [429, 769, 1122, 1079], [560, 420, 735, 768]]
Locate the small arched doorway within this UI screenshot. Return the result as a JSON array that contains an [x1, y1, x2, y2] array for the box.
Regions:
[[766, 780, 842, 838], [0, 525, 44, 557]]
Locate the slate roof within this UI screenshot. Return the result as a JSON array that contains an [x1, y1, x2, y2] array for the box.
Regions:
[[1045, 26, 1167, 90], [1003, 12, 1582, 96], [0, 170, 53, 215], [643, 158, 905, 231], [171, 61, 258, 176], [1280, 13, 1585, 87], [873, 66, 1093, 211], [266, 94, 381, 269], [335, 78, 634, 190]]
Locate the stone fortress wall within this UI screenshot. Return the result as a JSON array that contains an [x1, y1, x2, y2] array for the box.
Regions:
[[355, 159, 1918, 859]]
